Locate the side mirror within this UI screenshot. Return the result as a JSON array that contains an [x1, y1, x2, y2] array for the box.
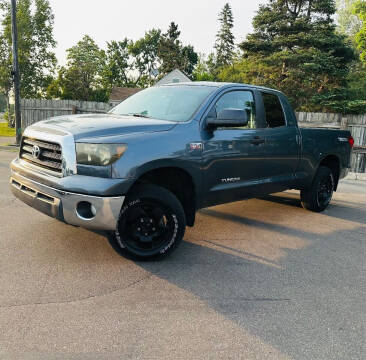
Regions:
[[206, 108, 248, 128]]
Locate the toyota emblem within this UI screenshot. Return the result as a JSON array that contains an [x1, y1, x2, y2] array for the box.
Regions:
[[31, 145, 41, 159]]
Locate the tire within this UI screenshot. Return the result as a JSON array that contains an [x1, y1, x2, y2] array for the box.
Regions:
[[108, 184, 186, 260], [300, 166, 334, 212]]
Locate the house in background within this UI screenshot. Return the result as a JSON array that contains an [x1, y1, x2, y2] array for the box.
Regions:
[[109, 87, 142, 107], [156, 69, 191, 86], [109, 69, 191, 106]]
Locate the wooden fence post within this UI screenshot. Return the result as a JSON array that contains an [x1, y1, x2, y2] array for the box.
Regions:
[[341, 117, 348, 130]]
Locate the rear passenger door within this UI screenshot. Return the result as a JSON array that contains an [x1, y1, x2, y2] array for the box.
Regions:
[[260, 91, 301, 192]]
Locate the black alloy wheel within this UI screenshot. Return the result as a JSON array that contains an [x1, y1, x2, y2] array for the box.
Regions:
[[108, 184, 186, 260], [316, 172, 334, 208], [301, 166, 335, 212]]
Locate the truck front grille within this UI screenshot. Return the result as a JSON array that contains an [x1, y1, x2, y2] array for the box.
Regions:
[[20, 137, 62, 174]]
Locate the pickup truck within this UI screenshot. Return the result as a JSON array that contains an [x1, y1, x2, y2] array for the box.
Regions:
[[10, 82, 354, 259]]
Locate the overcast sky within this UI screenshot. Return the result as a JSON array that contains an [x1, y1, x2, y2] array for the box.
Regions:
[[48, 0, 265, 65]]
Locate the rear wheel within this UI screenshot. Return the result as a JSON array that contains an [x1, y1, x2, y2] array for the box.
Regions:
[[108, 184, 186, 260], [300, 166, 334, 212]]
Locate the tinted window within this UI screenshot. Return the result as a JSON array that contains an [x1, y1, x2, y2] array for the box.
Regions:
[[215, 90, 256, 129], [110, 86, 215, 122], [262, 92, 286, 128]]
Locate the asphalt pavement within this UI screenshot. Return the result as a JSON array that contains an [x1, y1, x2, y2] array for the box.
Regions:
[[0, 149, 365, 360]]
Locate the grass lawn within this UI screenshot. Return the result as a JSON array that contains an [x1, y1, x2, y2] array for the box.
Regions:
[[0, 123, 16, 137]]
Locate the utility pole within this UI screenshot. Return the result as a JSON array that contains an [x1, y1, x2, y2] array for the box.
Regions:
[[10, 0, 21, 145]]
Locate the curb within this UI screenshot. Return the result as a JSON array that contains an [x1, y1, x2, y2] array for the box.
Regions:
[[344, 172, 366, 181], [0, 145, 19, 153]]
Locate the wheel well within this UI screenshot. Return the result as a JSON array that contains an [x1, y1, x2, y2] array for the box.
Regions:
[[131, 167, 196, 227], [319, 155, 340, 190]]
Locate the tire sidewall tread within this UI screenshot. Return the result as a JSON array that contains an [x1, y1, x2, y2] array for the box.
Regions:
[[109, 184, 186, 260], [301, 166, 334, 212]]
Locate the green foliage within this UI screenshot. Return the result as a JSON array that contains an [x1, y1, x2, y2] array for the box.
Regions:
[[3, 103, 14, 127], [354, 0, 366, 64], [336, 0, 362, 36], [0, 0, 56, 98], [232, 0, 356, 111], [101, 39, 131, 90], [0, 93, 6, 112], [192, 54, 215, 81], [0, 122, 16, 137], [0, 29, 12, 102], [311, 88, 366, 113], [47, 35, 108, 101], [129, 29, 161, 86], [215, 3, 235, 68], [157, 22, 198, 76]]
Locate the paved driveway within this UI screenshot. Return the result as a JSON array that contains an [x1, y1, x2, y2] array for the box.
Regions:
[[0, 150, 365, 359]]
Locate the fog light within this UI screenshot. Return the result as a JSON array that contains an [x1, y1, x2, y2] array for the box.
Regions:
[[76, 201, 96, 220]]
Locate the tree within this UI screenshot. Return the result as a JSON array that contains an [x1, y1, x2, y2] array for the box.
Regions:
[[48, 35, 107, 102], [215, 3, 235, 68], [129, 29, 162, 86], [0, 32, 13, 119], [157, 22, 198, 76], [192, 53, 215, 81], [336, 0, 362, 37], [102, 39, 131, 90], [236, 0, 356, 111], [354, 0, 366, 64], [0, 0, 56, 98]]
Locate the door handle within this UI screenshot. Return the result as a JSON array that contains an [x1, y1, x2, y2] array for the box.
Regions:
[[250, 137, 265, 145]]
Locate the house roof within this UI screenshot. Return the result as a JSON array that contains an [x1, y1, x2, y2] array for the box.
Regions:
[[110, 87, 142, 102], [155, 69, 191, 86]]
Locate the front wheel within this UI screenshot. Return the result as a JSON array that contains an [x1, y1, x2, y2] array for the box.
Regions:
[[108, 184, 186, 260], [300, 166, 334, 212]]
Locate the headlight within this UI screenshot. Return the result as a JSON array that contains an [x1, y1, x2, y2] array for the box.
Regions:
[[76, 143, 127, 166]]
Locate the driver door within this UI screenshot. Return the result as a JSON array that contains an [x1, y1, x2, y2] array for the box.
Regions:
[[201, 89, 268, 207]]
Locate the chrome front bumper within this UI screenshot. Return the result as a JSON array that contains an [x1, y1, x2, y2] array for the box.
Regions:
[[10, 170, 125, 231]]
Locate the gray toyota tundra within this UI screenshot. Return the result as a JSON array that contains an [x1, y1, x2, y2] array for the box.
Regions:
[[10, 82, 354, 259]]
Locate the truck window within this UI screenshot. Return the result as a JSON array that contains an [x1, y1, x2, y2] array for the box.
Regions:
[[261, 92, 286, 128], [215, 90, 256, 129]]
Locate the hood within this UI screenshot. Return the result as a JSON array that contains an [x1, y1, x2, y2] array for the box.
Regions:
[[33, 114, 177, 140]]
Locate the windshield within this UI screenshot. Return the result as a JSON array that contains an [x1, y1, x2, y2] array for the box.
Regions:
[[110, 85, 216, 122]]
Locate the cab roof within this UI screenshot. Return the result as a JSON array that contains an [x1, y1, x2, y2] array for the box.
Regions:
[[161, 81, 283, 95]]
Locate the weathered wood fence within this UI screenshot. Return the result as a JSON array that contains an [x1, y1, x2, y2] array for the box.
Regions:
[[296, 112, 366, 173], [19, 101, 366, 173], [21, 99, 114, 129]]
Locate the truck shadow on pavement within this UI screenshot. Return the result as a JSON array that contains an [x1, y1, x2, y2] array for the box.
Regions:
[[260, 192, 366, 224], [136, 201, 366, 359]]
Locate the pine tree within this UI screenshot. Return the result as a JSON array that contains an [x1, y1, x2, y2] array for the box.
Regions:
[[215, 3, 235, 67], [157, 22, 198, 76], [238, 0, 355, 110]]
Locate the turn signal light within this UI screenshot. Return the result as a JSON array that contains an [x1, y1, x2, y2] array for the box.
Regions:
[[348, 136, 354, 148]]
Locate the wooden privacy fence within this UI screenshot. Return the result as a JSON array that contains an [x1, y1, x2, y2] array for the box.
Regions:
[[21, 99, 114, 129], [296, 112, 366, 173]]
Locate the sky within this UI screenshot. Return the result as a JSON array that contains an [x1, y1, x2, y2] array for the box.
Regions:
[[48, 0, 265, 65]]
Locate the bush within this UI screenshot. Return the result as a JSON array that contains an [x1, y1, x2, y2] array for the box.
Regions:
[[4, 107, 14, 128]]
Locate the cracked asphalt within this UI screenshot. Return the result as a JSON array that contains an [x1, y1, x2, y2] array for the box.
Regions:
[[0, 149, 365, 360]]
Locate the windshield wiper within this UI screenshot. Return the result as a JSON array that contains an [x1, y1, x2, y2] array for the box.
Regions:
[[127, 113, 152, 119]]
